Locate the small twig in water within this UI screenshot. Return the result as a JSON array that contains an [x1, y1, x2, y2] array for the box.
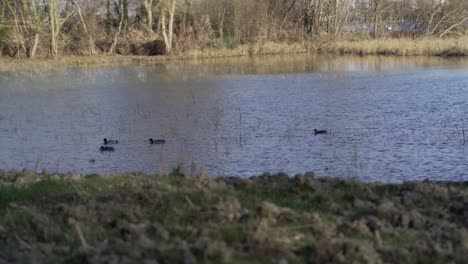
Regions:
[[34, 157, 40, 173], [238, 107, 243, 146], [462, 118, 466, 145]]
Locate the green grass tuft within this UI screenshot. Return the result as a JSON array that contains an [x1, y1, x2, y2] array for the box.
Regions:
[[0, 180, 73, 209]]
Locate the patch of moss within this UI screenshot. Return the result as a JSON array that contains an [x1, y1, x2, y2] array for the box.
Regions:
[[234, 182, 325, 213], [0, 180, 73, 209], [218, 224, 247, 244], [381, 229, 422, 247]]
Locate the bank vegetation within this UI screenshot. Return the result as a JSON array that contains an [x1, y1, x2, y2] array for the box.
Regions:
[[0, 169, 467, 263], [0, 0, 467, 59]]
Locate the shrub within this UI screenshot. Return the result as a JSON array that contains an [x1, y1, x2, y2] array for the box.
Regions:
[[223, 37, 238, 50], [0, 21, 9, 51]]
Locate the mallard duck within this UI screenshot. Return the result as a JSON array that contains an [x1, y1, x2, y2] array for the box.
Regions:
[[313, 129, 328, 135], [149, 138, 166, 144], [103, 138, 119, 144], [100, 146, 115, 151]]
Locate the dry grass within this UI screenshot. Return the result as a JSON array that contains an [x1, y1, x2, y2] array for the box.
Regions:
[[0, 42, 311, 73], [326, 37, 468, 56], [184, 41, 310, 59], [1, 38, 467, 73], [0, 55, 172, 73], [0, 170, 467, 263]]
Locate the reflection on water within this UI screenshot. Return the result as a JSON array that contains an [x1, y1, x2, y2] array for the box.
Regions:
[[0, 54, 468, 182]]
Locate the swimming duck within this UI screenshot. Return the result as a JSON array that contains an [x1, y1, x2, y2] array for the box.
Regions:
[[103, 138, 119, 144], [314, 129, 328, 135], [100, 146, 115, 151], [149, 138, 166, 144]]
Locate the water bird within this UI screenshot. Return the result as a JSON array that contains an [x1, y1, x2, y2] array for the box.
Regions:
[[103, 138, 119, 144], [100, 146, 115, 151], [314, 129, 328, 135], [149, 138, 166, 144]]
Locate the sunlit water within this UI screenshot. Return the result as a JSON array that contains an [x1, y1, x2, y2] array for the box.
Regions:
[[1, 55, 468, 182]]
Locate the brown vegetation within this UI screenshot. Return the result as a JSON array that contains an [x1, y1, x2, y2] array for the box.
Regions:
[[0, 0, 467, 59], [325, 36, 468, 56]]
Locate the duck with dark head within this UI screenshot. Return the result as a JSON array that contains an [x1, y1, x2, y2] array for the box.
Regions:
[[149, 138, 166, 144], [103, 138, 119, 144], [100, 146, 115, 151], [313, 129, 328, 135]]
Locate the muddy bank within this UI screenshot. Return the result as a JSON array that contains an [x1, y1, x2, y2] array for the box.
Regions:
[[0, 169, 467, 263]]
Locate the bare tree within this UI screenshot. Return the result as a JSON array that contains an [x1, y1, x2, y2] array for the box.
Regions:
[[160, 0, 177, 53], [108, 0, 125, 54], [0, 0, 467, 58], [71, 0, 96, 55], [5, 0, 45, 58], [425, 0, 468, 37], [48, 0, 74, 58], [142, 0, 158, 33], [0, 6, 8, 56]]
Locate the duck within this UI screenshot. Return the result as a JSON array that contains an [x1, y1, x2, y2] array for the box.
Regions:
[[100, 146, 115, 151], [149, 138, 166, 144], [313, 129, 328, 135], [103, 138, 119, 144]]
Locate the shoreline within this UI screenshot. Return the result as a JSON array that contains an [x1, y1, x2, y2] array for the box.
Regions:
[[0, 42, 310, 73], [0, 170, 466, 263], [1, 38, 467, 73]]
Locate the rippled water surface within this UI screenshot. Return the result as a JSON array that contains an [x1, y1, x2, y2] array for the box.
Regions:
[[1, 55, 468, 182]]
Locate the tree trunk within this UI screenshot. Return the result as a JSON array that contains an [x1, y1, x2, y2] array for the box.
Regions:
[[219, 8, 226, 39], [304, 0, 313, 35], [315, 0, 323, 35], [109, 0, 125, 54], [168, 0, 176, 52], [161, 0, 176, 53], [143, 0, 155, 33], [439, 15, 468, 38], [426, 6, 441, 36], [29, 33, 39, 58], [49, 0, 58, 57], [73, 0, 96, 55], [373, 1, 380, 38], [5, 0, 26, 57], [161, 12, 169, 50]]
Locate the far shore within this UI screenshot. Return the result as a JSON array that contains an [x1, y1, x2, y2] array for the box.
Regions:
[[1, 37, 467, 73]]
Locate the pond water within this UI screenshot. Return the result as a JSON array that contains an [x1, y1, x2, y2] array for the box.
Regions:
[[1, 55, 468, 182]]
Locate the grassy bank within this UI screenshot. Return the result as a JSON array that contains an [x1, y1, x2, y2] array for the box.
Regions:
[[0, 42, 309, 73], [325, 37, 468, 56], [0, 42, 312, 73], [0, 55, 174, 73], [0, 169, 466, 263], [184, 42, 310, 59], [1, 38, 467, 73]]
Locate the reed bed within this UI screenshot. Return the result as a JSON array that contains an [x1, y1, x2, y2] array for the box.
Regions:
[[1, 38, 467, 73], [184, 42, 309, 59], [326, 37, 468, 56]]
